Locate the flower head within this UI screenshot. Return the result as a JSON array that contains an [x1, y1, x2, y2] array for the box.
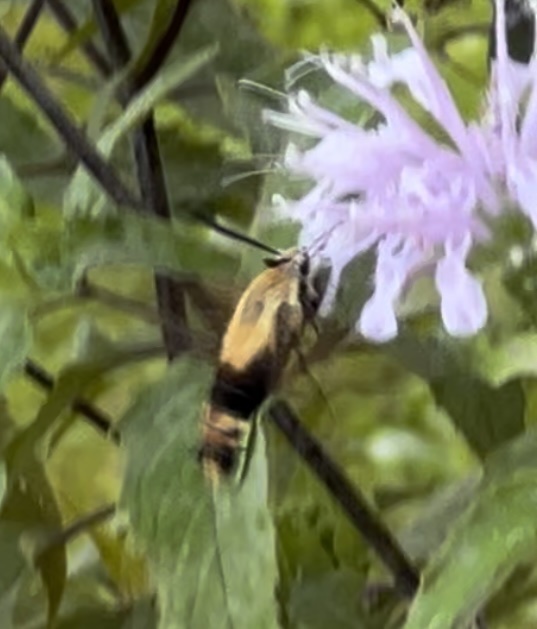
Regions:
[[264, 0, 537, 341]]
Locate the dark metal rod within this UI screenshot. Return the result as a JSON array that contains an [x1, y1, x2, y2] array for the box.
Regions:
[[45, 0, 112, 76], [0, 24, 142, 210], [91, 0, 193, 360], [0, 0, 46, 91], [36, 503, 116, 559], [24, 359, 120, 443], [132, 0, 196, 91], [268, 400, 420, 598]]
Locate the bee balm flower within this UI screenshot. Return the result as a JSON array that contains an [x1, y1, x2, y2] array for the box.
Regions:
[[264, 0, 536, 342]]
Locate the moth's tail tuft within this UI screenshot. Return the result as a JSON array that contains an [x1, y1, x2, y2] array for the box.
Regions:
[[199, 405, 247, 482]]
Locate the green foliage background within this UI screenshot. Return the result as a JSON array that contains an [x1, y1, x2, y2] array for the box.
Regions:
[[0, 0, 536, 628]]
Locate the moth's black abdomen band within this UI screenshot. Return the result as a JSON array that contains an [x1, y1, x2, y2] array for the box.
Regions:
[[210, 355, 272, 420], [198, 442, 236, 474]]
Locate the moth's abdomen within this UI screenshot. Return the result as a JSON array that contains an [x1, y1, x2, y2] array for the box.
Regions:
[[200, 406, 245, 479], [200, 355, 273, 480], [210, 358, 272, 419]]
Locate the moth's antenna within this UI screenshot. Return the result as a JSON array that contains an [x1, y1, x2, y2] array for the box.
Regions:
[[307, 221, 343, 257], [191, 210, 281, 256], [238, 79, 287, 103], [221, 168, 277, 188]]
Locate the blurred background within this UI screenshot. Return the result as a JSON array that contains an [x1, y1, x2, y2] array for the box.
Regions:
[[0, 0, 536, 628]]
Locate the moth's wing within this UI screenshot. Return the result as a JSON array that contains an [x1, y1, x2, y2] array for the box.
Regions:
[[272, 300, 304, 372], [182, 278, 241, 340], [238, 410, 259, 485], [219, 265, 303, 374]]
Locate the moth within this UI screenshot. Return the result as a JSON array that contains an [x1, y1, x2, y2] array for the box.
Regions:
[[199, 247, 325, 481]]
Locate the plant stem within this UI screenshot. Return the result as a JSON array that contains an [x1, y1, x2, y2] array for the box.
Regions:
[[268, 399, 420, 598]]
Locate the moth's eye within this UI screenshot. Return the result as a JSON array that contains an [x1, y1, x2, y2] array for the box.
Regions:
[[299, 256, 310, 276]]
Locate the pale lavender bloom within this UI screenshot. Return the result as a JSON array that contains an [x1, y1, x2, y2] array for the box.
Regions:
[[264, 0, 537, 342]]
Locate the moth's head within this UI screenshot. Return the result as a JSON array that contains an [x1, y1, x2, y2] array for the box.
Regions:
[[263, 246, 330, 317], [263, 247, 310, 277]]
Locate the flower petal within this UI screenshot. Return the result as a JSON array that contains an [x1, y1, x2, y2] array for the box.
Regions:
[[435, 239, 487, 336], [508, 159, 537, 229], [321, 51, 441, 156], [358, 237, 426, 341], [358, 292, 398, 342], [390, 7, 476, 156], [518, 59, 537, 156], [265, 0, 520, 342]]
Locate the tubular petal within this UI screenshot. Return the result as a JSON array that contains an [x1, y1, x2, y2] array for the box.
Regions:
[[435, 244, 488, 336]]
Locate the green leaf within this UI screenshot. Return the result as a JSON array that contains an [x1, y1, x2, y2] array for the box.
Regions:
[[0, 304, 31, 392], [0, 405, 66, 625], [216, 73, 284, 156], [53, 596, 156, 629], [389, 334, 526, 458], [64, 213, 239, 282], [330, 250, 376, 333], [288, 569, 369, 629], [1, 458, 66, 626], [120, 358, 280, 629], [503, 245, 537, 326], [482, 427, 537, 485], [0, 155, 33, 222], [0, 97, 58, 167], [7, 341, 160, 472], [63, 45, 218, 217], [129, 0, 189, 80], [0, 93, 67, 209], [56, 607, 133, 629], [0, 523, 30, 629], [160, 131, 261, 224], [397, 476, 480, 563], [51, 0, 145, 65], [430, 373, 524, 459], [121, 0, 278, 135], [404, 477, 537, 629], [0, 461, 5, 509], [1, 208, 70, 293], [121, 598, 158, 629], [472, 333, 537, 386], [404, 429, 537, 629], [100, 45, 217, 157]]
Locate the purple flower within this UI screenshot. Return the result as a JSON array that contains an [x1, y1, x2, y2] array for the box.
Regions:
[[264, 0, 537, 342]]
